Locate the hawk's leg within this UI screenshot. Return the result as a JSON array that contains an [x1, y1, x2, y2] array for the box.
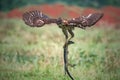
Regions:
[[62, 27, 68, 41], [68, 28, 74, 45]]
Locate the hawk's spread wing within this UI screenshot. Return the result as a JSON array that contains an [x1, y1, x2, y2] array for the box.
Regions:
[[23, 10, 49, 27], [80, 13, 103, 27], [23, 10, 103, 28]]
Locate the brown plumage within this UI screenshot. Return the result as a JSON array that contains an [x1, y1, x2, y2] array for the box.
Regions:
[[23, 10, 103, 28]]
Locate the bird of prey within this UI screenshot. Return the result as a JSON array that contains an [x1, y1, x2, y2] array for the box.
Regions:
[[23, 10, 103, 80]]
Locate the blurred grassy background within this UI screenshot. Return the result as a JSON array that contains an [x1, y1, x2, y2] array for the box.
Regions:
[[0, 19, 120, 80], [0, 0, 120, 80]]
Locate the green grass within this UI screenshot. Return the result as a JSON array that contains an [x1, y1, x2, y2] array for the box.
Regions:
[[0, 19, 120, 80]]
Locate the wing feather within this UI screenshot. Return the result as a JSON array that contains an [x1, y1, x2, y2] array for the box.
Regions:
[[23, 10, 49, 27], [82, 13, 103, 27]]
